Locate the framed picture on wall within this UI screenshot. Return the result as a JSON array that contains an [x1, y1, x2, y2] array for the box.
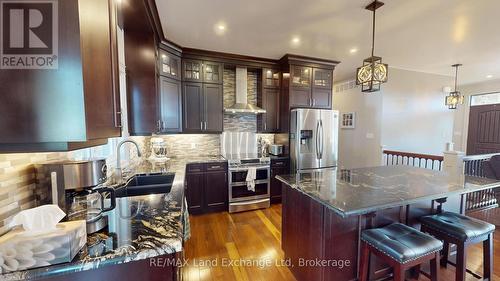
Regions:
[[341, 112, 356, 129]]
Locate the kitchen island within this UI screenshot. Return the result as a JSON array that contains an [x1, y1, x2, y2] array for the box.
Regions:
[[0, 156, 226, 281], [277, 166, 500, 281]]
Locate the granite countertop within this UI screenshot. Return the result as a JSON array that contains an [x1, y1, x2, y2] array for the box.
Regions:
[[277, 165, 500, 218], [1, 155, 227, 281]]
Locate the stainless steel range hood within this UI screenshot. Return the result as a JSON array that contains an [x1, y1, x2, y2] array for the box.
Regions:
[[224, 67, 266, 114]]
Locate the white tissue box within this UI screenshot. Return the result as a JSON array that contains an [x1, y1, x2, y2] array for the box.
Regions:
[[0, 220, 86, 273]]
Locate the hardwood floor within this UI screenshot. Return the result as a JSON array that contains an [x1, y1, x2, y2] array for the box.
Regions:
[[183, 204, 499, 281]]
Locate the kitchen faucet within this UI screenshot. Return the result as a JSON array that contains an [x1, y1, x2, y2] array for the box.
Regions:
[[116, 139, 142, 179]]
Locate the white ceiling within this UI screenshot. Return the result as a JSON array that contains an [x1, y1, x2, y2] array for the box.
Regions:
[[155, 0, 500, 84]]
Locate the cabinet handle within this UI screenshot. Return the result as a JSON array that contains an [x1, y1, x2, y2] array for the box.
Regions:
[[115, 111, 122, 128], [313, 99, 316, 106], [200, 121, 203, 130], [157, 120, 162, 132], [161, 120, 165, 131], [264, 123, 267, 131], [204, 121, 207, 130]]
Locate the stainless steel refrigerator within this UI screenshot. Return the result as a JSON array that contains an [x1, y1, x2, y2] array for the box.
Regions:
[[290, 109, 339, 171]]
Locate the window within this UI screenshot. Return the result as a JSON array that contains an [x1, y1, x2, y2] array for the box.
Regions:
[[470, 92, 500, 106]]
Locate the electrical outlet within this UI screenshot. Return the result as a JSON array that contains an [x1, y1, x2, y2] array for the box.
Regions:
[[191, 143, 197, 149]]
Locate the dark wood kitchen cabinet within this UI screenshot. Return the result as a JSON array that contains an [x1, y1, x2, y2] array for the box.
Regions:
[[124, 0, 158, 136], [182, 83, 223, 133], [262, 68, 280, 88], [0, 0, 121, 151], [290, 65, 312, 88], [270, 158, 289, 203], [182, 60, 223, 84], [288, 65, 332, 108], [258, 88, 280, 133], [159, 49, 181, 80], [279, 54, 339, 132], [159, 77, 182, 133], [258, 68, 280, 133], [185, 162, 228, 214]]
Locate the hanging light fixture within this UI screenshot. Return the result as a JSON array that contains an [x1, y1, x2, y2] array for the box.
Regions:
[[445, 64, 464, 109], [356, 0, 388, 93]]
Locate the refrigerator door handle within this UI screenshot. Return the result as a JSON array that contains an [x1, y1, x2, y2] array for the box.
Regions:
[[315, 120, 320, 160], [319, 119, 324, 159]]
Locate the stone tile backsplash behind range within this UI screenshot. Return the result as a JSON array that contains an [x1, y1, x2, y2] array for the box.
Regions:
[[223, 68, 258, 132]]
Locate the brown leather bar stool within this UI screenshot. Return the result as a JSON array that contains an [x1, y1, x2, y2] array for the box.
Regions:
[[421, 212, 495, 281], [359, 223, 443, 281]]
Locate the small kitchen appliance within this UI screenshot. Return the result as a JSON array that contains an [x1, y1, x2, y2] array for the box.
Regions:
[[269, 144, 284, 156], [35, 159, 116, 234], [149, 137, 169, 162]]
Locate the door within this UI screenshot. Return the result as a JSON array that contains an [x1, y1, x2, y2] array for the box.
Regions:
[[312, 68, 333, 89], [262, 88, 279, 132], [290, 65, 312, 88], [312, 88, 332, 109], [204, 171, 228, 212], [183, 82, 203, 132], [158, 50, 181, 80], [203, 84, 223, 133], [263, 68, 280, 88], [319, 110, 339, 168], [159, 77, 182, 133], [182, 59, 203, 82], [293, 109, 321, 170], [202, 61, 223, 84], [290, 88, 311, 108], [186, 173, 204, 214], [467, 103, 500, 154]]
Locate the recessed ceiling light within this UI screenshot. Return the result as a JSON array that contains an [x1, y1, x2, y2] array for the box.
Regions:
[[349, 47, 358, 54], [291, 36, 301, 45], [214, 22, 227, 35], [486, 75, 493, 79]]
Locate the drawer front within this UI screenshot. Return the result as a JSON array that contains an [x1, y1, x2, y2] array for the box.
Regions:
[[206, 162, 227, 172], [271, 159, 289, 168], [187, 163, 205, 173]]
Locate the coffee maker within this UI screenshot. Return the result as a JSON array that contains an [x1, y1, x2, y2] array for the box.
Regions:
[[35, 159, 116, 234]]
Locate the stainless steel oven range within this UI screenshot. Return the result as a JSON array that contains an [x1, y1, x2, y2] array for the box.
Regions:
[[225, 153, 271, 213]]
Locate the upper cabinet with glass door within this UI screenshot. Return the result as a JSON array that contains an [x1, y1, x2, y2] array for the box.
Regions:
[[312, 68, 333, 89], [263, 68, 280, 88], [158, 49, 181, 80], [202, 61, 223, 84], [290, 65, 312, 88], [182, 59, 203, 82]]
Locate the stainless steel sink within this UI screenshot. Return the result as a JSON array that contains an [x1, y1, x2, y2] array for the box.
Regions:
[[116, 173, 175, 197]]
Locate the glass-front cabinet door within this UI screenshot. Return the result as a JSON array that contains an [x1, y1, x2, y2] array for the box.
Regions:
[[202, 61, 223, 84], [158, 50, 181, 80], [263, 68, 280, 88], [290, 65, 312, 88], [312, 68, 333, 89], [183, 59, 203, 82]]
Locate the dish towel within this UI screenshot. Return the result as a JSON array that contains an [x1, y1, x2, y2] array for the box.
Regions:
[[246, 167, 257, 192]]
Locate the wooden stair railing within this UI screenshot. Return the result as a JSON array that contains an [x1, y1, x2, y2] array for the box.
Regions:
[[383, 150, 444, 171]]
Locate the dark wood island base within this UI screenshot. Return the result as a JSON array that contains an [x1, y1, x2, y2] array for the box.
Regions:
[[278, 166, 500, 281]]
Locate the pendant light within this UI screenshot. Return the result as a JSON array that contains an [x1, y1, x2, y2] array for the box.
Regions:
[[356, 0, 388, 93], [445, 64, 464, 110]]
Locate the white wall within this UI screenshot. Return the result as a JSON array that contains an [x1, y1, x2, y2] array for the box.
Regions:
[[333, 83, 383, 169], [381, 69, 454, 155], [334, 68, 454, 168], [452, 78, 500, 153]]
